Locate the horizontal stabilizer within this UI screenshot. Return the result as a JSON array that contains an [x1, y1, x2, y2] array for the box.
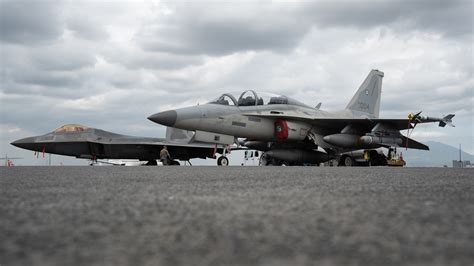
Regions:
[[400, 136, 429, 150]]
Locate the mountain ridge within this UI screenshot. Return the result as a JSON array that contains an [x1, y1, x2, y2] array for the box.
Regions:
[[402, 141, 473, 167]]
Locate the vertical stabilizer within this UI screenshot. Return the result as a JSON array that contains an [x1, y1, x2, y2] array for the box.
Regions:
[[345, 69, 384, 118]]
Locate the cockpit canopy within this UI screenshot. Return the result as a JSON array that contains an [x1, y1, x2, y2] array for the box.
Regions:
[[53, 124, 90, 133], [209, 90, 310, 108]]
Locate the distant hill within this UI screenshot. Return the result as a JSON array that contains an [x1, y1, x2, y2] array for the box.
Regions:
[[402, 141, 474, 167]]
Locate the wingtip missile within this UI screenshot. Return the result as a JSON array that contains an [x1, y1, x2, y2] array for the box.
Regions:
[[407, 112, 455, 127]]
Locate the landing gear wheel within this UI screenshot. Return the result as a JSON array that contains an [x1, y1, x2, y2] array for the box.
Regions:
[[370, 151, 387, 166], [259, 152, 269, 166], [343, 156, 355, 167], [217, 156, 229, 166], [270, 159, 283, 166], [145, 160, 158, 166], [259, 152, 280, 166]]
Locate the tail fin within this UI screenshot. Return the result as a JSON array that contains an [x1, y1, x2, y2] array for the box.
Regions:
[[165, 127, 194, 142], [439, 114, 455, 127], [345, 69, 384, 118]]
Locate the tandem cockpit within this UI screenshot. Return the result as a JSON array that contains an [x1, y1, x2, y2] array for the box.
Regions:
[[209, 90, 310, 108]]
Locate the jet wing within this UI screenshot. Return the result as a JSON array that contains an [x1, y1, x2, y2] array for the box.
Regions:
[[310, 118, 414, 131], [242, 112, 411, 130], [242, 112, 454, 131], [100, 137, 217, 149], [66, 139, 218, 161]]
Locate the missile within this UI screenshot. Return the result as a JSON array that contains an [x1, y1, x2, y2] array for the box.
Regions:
[[323, 133, 402, 148], [359, 136, 403, 146], [408, 112, 455, 127]]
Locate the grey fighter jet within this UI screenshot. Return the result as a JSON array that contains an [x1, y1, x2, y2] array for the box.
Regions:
[[148, 70, 455, 166], [11, 124, 226, 165]]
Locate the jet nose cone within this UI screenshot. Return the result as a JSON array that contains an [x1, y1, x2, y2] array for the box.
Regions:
[[148, 110, 177, 127], [11, 137, 36, 150]]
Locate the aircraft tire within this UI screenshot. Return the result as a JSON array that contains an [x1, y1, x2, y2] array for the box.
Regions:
[[145, 160, 158, 166], [343, 156, 355, 167], [370, 151, 387, 166], [258, 153, 282, 166], [259, 152, 270, 166], [217, 156, 229, 166], [270, 159, 283, 166]]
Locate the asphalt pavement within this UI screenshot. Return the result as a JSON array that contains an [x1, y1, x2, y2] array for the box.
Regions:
[[1, 166, 473, 266]]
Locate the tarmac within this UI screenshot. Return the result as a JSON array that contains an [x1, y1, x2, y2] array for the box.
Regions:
[[1, 166, 473, 266]]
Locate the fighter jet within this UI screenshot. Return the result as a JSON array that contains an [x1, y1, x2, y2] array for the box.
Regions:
[[11, 124, 228, 165], [148, 70, 455, 166]]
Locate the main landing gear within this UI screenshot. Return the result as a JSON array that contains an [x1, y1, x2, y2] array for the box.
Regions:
[[342, 156, 355, 167], [258, 152, 288, 166], [159, 158, 181, 166], [339, 150, 389, 167]]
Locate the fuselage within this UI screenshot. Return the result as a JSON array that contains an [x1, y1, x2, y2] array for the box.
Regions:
[[150, 102, 365, 141], [181, 104, 317, 140]]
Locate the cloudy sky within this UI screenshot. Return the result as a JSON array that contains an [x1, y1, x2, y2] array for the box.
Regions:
[[1, 0, 472, 165]]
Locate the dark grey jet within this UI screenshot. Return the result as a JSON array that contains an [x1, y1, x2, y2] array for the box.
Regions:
[[148, 70, 455, 166], [11, 124, 227, 165]]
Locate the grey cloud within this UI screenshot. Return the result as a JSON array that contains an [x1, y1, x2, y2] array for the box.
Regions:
[[303, 0, 472, 37], [3, 66, 102, 99], [2, 42, 97, 73], [30, 46, 97, 71], [2, 68, 84, 99], [66, 16, 109, 41], [0, 0, 63, 44], [132, 54, 203, 70], [139, 20, 306, 55], [1, 42, 100, 99], [11, 70, 81, 89], [382, 92, 472, 114], [137, 0, 471, 57], [136, 3, 310, 56], [103, 48, 203, 70]]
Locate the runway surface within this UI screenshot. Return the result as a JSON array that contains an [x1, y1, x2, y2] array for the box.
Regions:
[[1, 167, 473, 266]]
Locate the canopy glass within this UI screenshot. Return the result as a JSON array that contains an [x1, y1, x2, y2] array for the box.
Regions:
[[209, 90, 310, 108], [53, 124, 90, 133]]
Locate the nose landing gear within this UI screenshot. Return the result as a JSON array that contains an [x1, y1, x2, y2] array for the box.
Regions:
[[216, 144, 231, 166], [217, 156, 229, 166]]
